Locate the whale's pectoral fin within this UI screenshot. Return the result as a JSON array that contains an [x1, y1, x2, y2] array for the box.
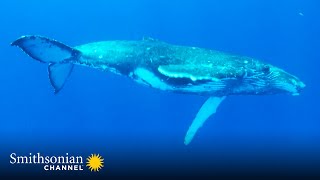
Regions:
[[158, 64, 242, 82], [158, 64, 219, 81], [184, 96, 226, 145], [12, 35, 81, 93], [48, 63, 74, 94]]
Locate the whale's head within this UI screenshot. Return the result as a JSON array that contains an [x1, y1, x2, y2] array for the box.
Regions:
[[268, 66, 305, 96], [243, 63, 305, 96]]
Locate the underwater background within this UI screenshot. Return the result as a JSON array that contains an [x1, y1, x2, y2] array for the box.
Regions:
[[0, 0, 319, 178]]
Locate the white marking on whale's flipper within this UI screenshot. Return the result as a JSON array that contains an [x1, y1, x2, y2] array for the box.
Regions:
[[48, 63, 74, 94], [134, 68, 226, 94], [158, 65, 219, 81], [184, 96, 226, 145], [134, 68, 172, 90], [158, 65, 226, 94]]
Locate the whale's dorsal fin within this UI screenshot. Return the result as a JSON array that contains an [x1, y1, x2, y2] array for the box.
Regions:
[[184, 96, 226, 145], [142, 36, 160, 42]]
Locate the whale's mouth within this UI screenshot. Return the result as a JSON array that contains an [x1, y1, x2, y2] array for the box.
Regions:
[[274, 82, 297, 95], [272, 80, 305, 96]]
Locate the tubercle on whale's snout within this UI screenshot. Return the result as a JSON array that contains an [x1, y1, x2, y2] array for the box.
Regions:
[[300, 81, 306, 89], [291, 80, 306, 96], [297, 81, 306, 93]]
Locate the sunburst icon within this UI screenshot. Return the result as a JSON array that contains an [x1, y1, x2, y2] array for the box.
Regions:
[[86, 154, 104, 172]]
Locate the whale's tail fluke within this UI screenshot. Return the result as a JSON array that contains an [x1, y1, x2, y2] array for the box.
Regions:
[[11, 35, 81, 93]]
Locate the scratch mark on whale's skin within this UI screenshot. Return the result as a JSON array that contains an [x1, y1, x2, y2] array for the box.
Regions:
[[11, 35, 306, 145]]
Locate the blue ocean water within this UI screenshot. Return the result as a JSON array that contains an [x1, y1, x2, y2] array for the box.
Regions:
[[0, 0, 319, 177]]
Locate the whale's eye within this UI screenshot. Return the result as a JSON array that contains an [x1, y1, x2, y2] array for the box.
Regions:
[[262, 65, 270, 73]]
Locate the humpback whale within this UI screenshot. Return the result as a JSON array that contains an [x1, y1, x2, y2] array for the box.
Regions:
[[12, 35, 305, 145]]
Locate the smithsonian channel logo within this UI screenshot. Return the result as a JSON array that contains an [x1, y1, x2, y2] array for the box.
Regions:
[[10, 153, 104, 172]]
